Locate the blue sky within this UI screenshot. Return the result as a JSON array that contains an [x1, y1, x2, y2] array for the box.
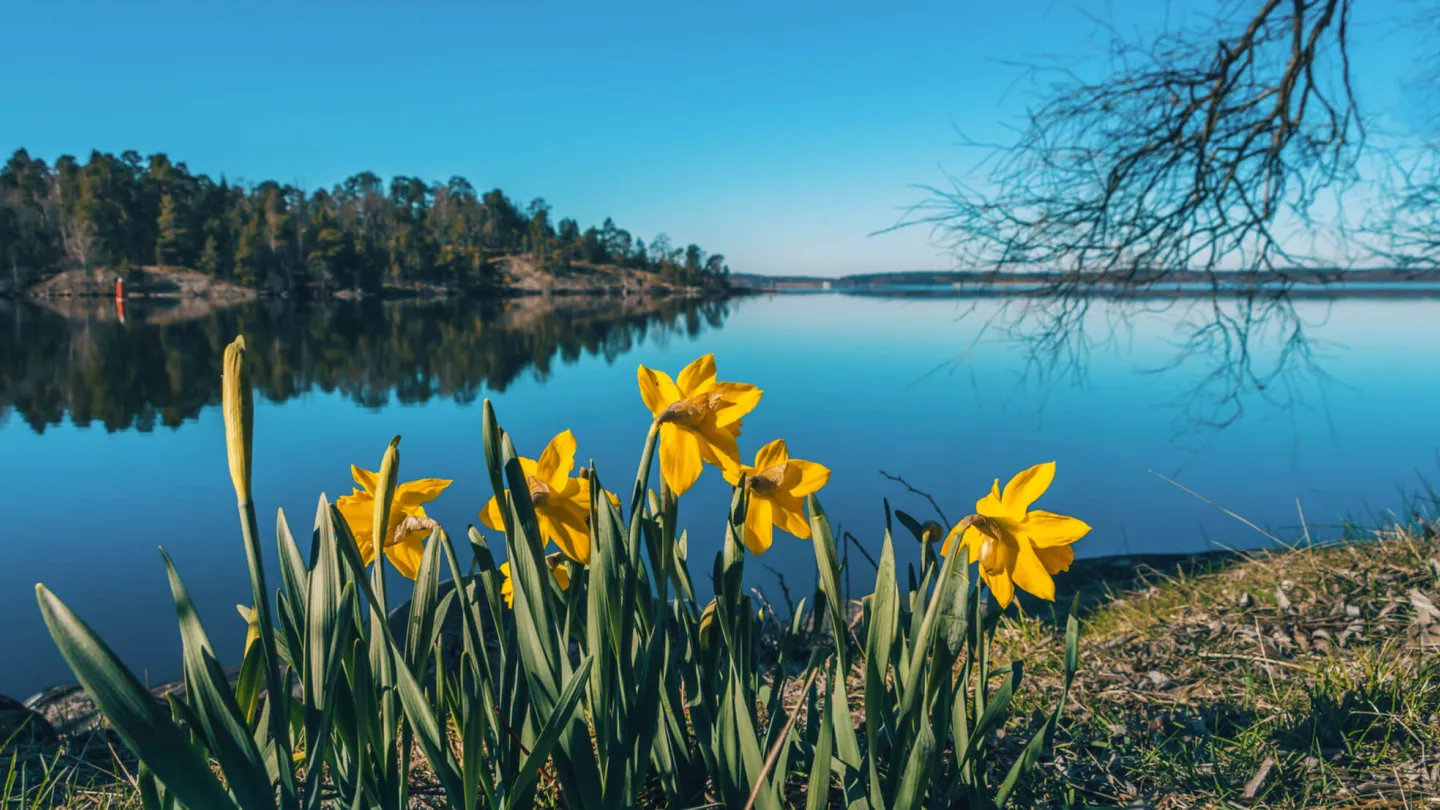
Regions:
[[1, 0, 1423, 275]]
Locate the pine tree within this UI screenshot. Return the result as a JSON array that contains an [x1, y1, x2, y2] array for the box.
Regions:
[[155, 194, 185, 266]]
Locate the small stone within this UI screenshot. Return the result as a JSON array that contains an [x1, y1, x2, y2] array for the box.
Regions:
[[0, 694, 59, 748]]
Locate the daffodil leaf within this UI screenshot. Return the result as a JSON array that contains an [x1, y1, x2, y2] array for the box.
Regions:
[[276, 506, 307, 623], [963, 660, 1022, 768], [512, 655, 593, 799], [36, 585, 237, 810], [891, 714, 936, 810], [405, 528, 443, 673], [806, 662, 835, 810], [159, 550, 275, 810], [864, 528, 899, 803], [386, 627, 464, 804]]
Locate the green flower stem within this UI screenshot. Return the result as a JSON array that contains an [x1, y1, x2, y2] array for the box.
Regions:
[[237, 497, 298, 810]]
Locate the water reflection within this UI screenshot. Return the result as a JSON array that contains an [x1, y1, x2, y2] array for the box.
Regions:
[[897, 288, 1376, 449], [0, 294, 732, 435]]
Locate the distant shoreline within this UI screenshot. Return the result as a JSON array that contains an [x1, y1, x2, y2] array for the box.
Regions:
[[730, 267, 1440, 295]]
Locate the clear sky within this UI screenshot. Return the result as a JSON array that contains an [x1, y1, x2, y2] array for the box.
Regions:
[[1, 0, 1423, 276]]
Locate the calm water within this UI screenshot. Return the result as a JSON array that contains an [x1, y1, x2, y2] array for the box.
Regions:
[[3, 291, 1439, 697]]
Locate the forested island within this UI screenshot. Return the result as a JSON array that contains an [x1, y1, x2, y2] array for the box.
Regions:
[[0, 148, 733, 299]]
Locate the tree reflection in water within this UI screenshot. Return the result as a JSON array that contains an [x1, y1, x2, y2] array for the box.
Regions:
[[884, 284, 1440, 454], [0, 294, 731, 434]]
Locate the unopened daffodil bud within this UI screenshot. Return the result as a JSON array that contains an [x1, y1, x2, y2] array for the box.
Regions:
[[222, 336, 253, 503]]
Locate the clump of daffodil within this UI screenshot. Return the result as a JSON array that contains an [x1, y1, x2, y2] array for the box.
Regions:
[[479, 429, 618, 564], [337, 462, 451, 580], [499, 553, 571, 609], [943, 461, 1090, 608], [723, 439, 830, 555], [638, 354, 762, 495]]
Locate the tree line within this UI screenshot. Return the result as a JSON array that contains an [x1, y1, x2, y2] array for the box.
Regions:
[[0, 148, 731, 295]]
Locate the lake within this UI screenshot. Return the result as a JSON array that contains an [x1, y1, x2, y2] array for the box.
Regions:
[[3, 289, 1439, 698]]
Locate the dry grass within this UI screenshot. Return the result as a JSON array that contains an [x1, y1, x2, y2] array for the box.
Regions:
[[991, 523, 1440, 808]]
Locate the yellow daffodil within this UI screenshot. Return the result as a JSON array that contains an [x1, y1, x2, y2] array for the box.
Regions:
[[723, 439, 830, 555], [499, 553, 571, 609], [637, 354, 763, 495], [942, 462, 1090, 608], [478, 430, 619, 565], [336, 466, 451, 580]]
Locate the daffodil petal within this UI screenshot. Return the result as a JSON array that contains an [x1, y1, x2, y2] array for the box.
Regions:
[[783, 459, 830, 498], [499, 562, 515, 608], [676, 354, 717, 396], [1000, 462, 1056, 515], [710, 382, 762, 427], [549, 558, 572, 591], [537, 430, 577, 490], [754, 439, 789, 470], [479, 496, 505, 532], [770, 492, 811, 539], [744, 496, 774, 555], [1033, 543, 1075, 575], [638, 365, 680, 417], [694, 418, 742, 475], [352, 466, 379, 496], [540, 498, 592, 564], [975, 479, 1004, 517], [336, 492, 377, 566], [981, 563, 1014, 609], [385, 532, 427, 580], [723, 464, 755, 488], [660, 422, 703, 495], [395, 478, 452, 509], [1021, 510, 1091, 547], [1011, 541, 1056, 601]]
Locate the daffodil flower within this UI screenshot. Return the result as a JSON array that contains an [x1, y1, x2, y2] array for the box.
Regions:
[[336, 466, 451, 579], [479, 430, 618, 565], [723, 439, 830, 555], [943, 462, 1090, 608], [499, 554, 571, 609], [637, 354, 763, 495]]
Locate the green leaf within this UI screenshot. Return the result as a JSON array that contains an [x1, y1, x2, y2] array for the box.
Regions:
[[807, 496, 847, 666], [995, 595, 1082, 807], [405, 528, 443, 673], [512, 656, 594, 799], [863, 530, 899, 804], [829, 651, 862, 771], [276, 507, 308, 624], [388, 630, 465, 804], [890, 717, 937, 810], [36, 584, 236, 810], [160, 550, 274, 810], [962, 660, 1022, 768], [806, 666, 835, 810]]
